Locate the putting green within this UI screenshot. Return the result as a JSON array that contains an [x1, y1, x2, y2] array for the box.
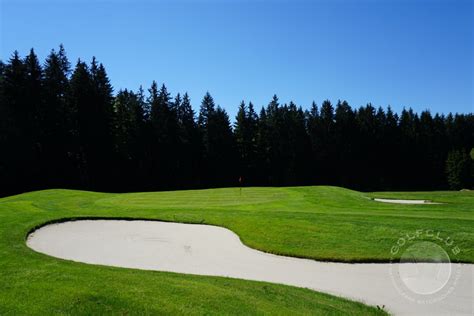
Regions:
[[1, 186, 473, 314]]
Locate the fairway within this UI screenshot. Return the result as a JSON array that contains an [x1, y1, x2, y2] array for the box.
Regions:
[[1, 186, 473, 315]]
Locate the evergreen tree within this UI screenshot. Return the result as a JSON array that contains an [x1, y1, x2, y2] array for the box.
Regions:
[[0, 59, 12, 194], [42, 45, 73, 187], [112, 88, 148, 189], [208, 106, 237, 186], [334, 100, 356, 187], [316, 99, 335, 184], [234, 101, 248, 176], [68, 60, 94, 185], [172, 92, 181, 113], [355, 104, 378, 189], [24, 49, 43, 124], [23, 49, 45, 185], [176, 92, 201, 187], [83, 57, 116, 188], [198, 92, 216, 185], [285, 102, 310, 184], [198, 92, 215, 130], [234, 100, 259, 184], [417, 110, 438, 188], [306, 101, 320, 183], [179, 92, 196, 129], [445, 149, 472, 190], [90, 58, 115, 144], [113, 89, 138, 158], [149, 82, 169, 187], [198, 91, 216, 155], [382, 106, 400, 189], [2, 51, 35, 192], [150, 83, 172, 141], [198, 93, 236, 186], [148, 83, 181, 188], [264, 95, 284, 184], [256, 106, 270, 184]]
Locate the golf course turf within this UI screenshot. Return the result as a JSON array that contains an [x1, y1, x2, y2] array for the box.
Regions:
[[1, 186, 473, 315]]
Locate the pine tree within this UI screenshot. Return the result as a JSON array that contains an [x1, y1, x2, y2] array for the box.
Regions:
[[151, 83, 171, 141], [198, 92, 216, 154], [68, 59, 94, 186], [24, 49, 43, 125], [42, 45, 73, 187], [90, 59, 115, 144], [148, 81, 159, 119], [306, 101, 319, 152], [446, 149, 471, 190], [198, 93, 237, 186], [246, 102, 259, 184], [198, 92, 215, 129], [111, 88, 146, 189], [179, 92, 195, 129], [234, 100, 259, 183], [305, 101, 320, 184], [256, 106, 270, 184], [264, 95, 283, 184], [148, 83, 181, 189], [234, 100, 248, 170], [355, 104, 378, 189], [334, 100, 356, 187], [398, 108, 421, 189], [43, 46, 71, 129], [172, 93, 181, 115], [175, 92, 201, 187], [198, 92, 216, 185], [0, 59, 13, 194], [113, 89, 136, 158], [316, 100, 335, 184], [209, 106, 236, 186], [285, 102, 310, 184], [2, 51, 38, 191]]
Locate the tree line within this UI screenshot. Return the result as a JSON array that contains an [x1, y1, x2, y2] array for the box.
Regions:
[[1, 46, 473, 197]]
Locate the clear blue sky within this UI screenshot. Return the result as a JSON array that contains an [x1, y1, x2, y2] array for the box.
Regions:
[[1, 0, 473, 119]]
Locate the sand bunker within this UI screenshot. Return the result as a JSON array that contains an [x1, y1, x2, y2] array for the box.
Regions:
[[27, 220, 472, 315], [373, 198, 439, 204]]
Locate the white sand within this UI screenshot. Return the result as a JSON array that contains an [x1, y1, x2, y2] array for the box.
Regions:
[[27, 220, 473, 315], [373, 198, 439, 204]]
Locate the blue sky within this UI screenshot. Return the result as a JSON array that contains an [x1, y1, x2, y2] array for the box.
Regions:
[[1, 0, 473, 119]]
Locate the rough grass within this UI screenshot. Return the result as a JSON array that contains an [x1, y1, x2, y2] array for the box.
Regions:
[[2, 186, 473, 314]]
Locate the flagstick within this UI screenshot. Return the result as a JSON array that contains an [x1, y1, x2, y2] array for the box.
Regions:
[[239, 176, 243, 196]]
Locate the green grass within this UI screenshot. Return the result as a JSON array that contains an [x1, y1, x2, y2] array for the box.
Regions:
[[1, 186, 473, 315]]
